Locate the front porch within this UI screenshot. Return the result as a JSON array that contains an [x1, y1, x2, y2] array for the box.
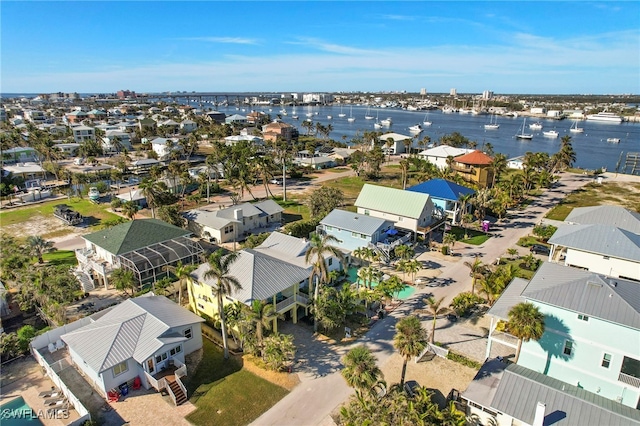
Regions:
[[145, 358, 189, 406], [269, 291, 310, 332]]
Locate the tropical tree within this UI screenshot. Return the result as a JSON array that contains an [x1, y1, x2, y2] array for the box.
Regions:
[[422, 296, 449, 343], [304, 233, 345, 331], [442, 232, 457, 254], [262, 332, 296, 371], [404, 259, 421, 284], [393, 315, 428, 386], [26, 235, 56, 264], [163, 261, 197, 304], [489, 153, 508, 187], [110, 268, 137, 296], [248, 299, 276, 353], [463, 256, 488, 295], [507, 302, 545, 363], [138, 178, 168, 219], [341, 345, 385, 398], [203, 249, 242, 359], [121, 200, 139, 220]]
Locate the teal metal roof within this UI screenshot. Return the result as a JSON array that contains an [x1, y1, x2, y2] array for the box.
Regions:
[[355, 184, 431, 219]]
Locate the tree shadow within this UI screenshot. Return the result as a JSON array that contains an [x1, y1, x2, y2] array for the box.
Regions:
[[537, 314, 573, 375], [282, 213, 303, 223]]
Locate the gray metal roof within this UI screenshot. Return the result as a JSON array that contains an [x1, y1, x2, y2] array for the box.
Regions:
[[193, 249, 310, 304], [522, 262, 640, 330], [565, 205, 640, 234], [491, 364, 640, 425], [185, 200, 283, 230], [61, 295, 203, 374], [461, 358, 508, 409], [254, 232, 314, 269], [549, 224, 640, 262], [486, 278, 529, 320], [320, 208, 394, 235]]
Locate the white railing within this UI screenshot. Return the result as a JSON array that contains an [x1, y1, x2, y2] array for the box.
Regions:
[[618, 372, 640, 388], [144, 371, 166, 392], [275, 293, 309, 313], [175, 376, 187, 401]]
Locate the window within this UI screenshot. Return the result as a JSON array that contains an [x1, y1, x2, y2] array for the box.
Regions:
[[176, 345, 182, 353], [155, 353, 168, 363], [398, 216, 404, 221], [113, 361, 128, 377], [170, 347, 176, 356], [361, 234, 367, 239], [326, 226, 334, 231], [364, 210, 370, 216], [328, 258, 333, 266], [352, 232, 358, 238], [603, 256, 610, 260], [602, 353, 612, 369], [563, 340, 574, 356], [578, 314, 589, 321], [184, 327, 192, 339]]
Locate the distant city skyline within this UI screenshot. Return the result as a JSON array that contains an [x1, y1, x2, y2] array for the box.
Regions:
[[2, 1, 639, 95]]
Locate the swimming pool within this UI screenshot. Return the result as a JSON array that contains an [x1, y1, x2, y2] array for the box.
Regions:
[[346, 267, 416, 300], [0, 397, 44, 425]]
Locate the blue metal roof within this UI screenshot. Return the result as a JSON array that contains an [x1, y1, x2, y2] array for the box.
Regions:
[[407, 179, 475, 201]]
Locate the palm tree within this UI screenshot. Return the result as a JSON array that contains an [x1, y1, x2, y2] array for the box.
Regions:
[[138, 178, 167, 219], [423, 296, 449, 343], [203, 249, 242, 359], [489, 153, 508, 187], [463, 256, 487, 295], [304, 233, 345, 332], [507, 302, 545, 363], [404, 259, 421, 284], [341, 345, 385, 398], [122, 201, 139, 220], [393, 316, 427, 386], [249, 300, 276, 352], [26, 235, 56, 264], [163, 261, 197, 304], [442, 232, 457, 254], [110, 268, 137, 297]]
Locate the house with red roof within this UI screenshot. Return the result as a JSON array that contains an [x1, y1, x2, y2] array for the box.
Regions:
[[452, 150, 495, 188]]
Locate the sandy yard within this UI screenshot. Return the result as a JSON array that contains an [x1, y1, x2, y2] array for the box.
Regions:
[[2, 214, 79, 239], [379, 352, 477, 408]]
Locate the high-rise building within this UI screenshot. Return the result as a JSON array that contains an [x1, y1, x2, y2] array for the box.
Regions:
[[450, 88, 457, 96]]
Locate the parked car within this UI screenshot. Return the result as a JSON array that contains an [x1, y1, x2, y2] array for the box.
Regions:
[[530, 244, 550, 255], [270, 179, 281, 185], [404, 380, 420, 397]]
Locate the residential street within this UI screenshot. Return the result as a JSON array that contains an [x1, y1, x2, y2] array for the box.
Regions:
[[251, 171, 594, 426]]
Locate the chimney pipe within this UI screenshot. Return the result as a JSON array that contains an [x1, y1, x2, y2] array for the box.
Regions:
[[533, 402, 546, 426]]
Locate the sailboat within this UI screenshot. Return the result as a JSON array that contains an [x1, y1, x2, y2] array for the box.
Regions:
[[484, 115, 499, 130], [373, 111, 382, 129], [347, 106, 356, 122], [423, 113, 432, 126], [338, 105, 346, 118], [516, 118, 533, 140], [365, 106, 374, 120], [570, 120, 584, 133]]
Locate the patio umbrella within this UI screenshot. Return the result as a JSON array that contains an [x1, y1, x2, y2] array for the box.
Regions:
[[386, 229, 398, 236]]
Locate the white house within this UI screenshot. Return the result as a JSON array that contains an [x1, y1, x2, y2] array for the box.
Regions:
[[184, 200, 284, 244], [506, 156, 525, 170], [102, 130, 133, 153], [71, 125, 96, 143], [548, 205, 640, 281], [377, 132, 414, 155], [418, 145, 474, 170], [180, 119, 197, 133], [60, 295, 204, 402], [150, 137, 181, 160]]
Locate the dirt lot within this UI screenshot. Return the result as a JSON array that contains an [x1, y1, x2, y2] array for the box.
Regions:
[[379, 352, 477, 407], [2, 214, 83, 239]]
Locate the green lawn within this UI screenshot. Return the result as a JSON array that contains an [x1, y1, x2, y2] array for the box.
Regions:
[[42, 250, 78, 267], [0, 198, 120, 228], [449, 226, 491, 246], [185, 340, 289, 426]]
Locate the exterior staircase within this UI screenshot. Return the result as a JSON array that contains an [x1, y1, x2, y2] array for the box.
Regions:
[[73, 268, 95, 292], [167, 379, 187, 405]]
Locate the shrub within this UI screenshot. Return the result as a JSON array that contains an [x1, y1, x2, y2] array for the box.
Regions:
[[446, 350, 482, 369], [449, 292, 484, 317], [284, 219, 319, 239], [532, 224, 557, 242]]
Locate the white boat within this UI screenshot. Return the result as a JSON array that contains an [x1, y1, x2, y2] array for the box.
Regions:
[[380, 117, 392, 127], [484, 115, 499, 130], [543, 130, 559, 138], [409, 124, 422, 133], [423, 113, 432, 126], [364, 106, 374, 120], [292, 115, 299, 120], [338, 105, 346, 118], [586, 112, 623, 123], [570, 121, 584, 133], [347, 106, 356, 122], [327, 115, 332, 119], [529, 122, 543, 130], [374, 122, 382, 129], [606, 137, 621, 143], [88, 187, 100, 202], [516, 118, 533, 140]]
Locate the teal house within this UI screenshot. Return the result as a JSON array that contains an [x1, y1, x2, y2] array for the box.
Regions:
[[462, 262, 640, 425], [407, 179, 475, 225], [318, 209, 398, 253]]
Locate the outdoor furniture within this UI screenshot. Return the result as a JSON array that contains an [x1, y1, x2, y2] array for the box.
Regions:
[[48, 343, 57, 353], [132, 376, 142, 390], [55, 339, 65, 350], [44, 397, 66, 407], [107, 389, 120, 403], [39, 388, 60, 398], [47, 403, 69, 418]]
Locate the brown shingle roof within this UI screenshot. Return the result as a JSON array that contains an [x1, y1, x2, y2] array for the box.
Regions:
[[455, 150, 493, 165]]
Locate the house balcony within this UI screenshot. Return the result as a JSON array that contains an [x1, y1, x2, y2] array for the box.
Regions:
[[452, 164, 475, 174], [146, 358, 188, 406], [618, 372, 640, 388], [274, 293, 309, 314], [373, 231, 412, 254]]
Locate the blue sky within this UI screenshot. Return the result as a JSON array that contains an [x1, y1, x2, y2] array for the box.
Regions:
[[2, 1, 639, 94]]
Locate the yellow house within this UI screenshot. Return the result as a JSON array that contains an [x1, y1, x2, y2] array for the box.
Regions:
[[452, 150, 495, 188], [189, 232, 342, 331]]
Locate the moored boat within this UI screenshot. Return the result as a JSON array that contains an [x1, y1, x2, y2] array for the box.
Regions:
[[606, 138, 621, 143], [586, 112, 623, 123], [529, 122, 543, 130], [88, 187, 100, 202], [380, 117, 392, 127], [516, 118, 533, 140], [570, 121, 584, 133], [543, 130, 559, 138], [409, 124, 422, 133]]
